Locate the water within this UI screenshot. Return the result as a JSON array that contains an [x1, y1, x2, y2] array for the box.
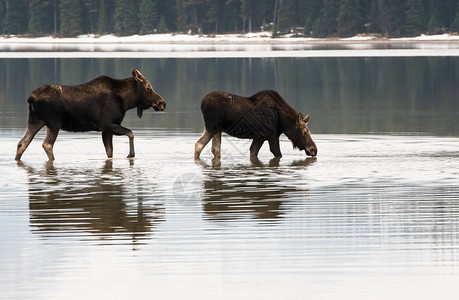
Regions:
[[1, 47, 459, 299]]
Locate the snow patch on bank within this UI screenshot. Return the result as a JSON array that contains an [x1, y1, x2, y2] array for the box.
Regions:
[[0, 32, 279, 45], [2, 32, 459, 45], [394, 33, 459, 41]]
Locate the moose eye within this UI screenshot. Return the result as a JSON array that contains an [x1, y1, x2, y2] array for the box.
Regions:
[[146, 87, 152, 93]]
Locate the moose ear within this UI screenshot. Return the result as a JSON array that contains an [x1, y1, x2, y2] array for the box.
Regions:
[[303, 114, 310, 124], [132, 68, 144, 80], [297, 113, 304, 125]]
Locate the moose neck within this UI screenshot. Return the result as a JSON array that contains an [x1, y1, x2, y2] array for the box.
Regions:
[[119, 78, 140, 111], [278, 106, 299, 140]]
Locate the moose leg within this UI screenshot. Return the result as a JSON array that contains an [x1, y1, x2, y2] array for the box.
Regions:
[[249, 139, 265, 159], [268, 137, 282, 158], [211, 131, 222, 159], [106, 124, 135, 158], [102, 131, 114, 158], [194, 128, 213, 160], [15, 119, 45, 160], [42, 127, 59, 161], [127, 131, 135, 158]]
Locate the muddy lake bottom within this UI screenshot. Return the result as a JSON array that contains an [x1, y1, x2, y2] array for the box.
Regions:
[[1, 128, 458, 299]]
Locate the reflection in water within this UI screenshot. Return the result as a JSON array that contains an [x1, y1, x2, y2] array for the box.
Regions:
[[19, 160, 164, 247], [3, 133, 459, 299], [3, 42, 457, 53], [198, 158, 315, 222], [1, 56, 458, 135]]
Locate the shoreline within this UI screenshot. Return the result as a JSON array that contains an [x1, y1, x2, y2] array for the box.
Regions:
[[2, 32, 459, 45]]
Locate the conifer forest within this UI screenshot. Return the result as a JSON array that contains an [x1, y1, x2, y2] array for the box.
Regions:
[[1, 0, 459, 38]]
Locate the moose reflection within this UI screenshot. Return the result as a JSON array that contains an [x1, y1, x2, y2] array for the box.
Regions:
[[19, 160, 164, 246], [199, 158, 315, 222]]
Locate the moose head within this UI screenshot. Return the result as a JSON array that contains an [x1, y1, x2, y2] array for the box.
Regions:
[[132, 68, 166, 118], [291, 113, 317, 157]]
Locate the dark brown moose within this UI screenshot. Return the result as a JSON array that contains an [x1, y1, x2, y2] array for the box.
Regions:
[[195, 90, 317, 160], [15, 68, 166, 161]]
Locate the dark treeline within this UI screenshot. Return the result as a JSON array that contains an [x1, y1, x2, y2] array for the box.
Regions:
[[1, 0, 459, 38]]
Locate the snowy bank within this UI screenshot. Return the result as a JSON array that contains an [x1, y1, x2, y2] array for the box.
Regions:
[[2, 32, 459, 45], [392, 33, 459, 41], [0, 32, 280, 45]]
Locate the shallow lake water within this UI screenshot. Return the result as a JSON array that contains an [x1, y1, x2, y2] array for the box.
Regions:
[[1, 48, 459, 299]]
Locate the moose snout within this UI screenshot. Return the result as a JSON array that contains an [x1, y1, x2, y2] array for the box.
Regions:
[[153, 99, 166, 111], [306, 145, 317, 157]]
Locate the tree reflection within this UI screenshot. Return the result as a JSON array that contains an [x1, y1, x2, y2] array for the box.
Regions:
[[18, 160, 164, 247], [1, 56, 459, 135]]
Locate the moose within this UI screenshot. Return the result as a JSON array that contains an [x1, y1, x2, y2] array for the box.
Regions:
[[194, 90, 317, 160], [15, 68, 166, 161]]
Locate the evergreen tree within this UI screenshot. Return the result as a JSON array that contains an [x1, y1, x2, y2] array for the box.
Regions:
[[425, 0, 454, 34], [4, 0, 459, 37], [175, 0, 206, 33], [205, 0, 227, 33], [359, 0, 373, 20], [98, 0, 110, 34], [29, 0, 54, 35], [189, 0, 206, 31], [277, 0, 297, 33], [175, 0, 187, 31], [367, 0, 405, 37], [337, 0, 363, 37], [241, 0, 256, 32], [404, 0, 424, 36], [156, 1, 176, 32], [139, 0, 158, 34], [452, 0, 459, 32], [428, 7, 440, 34], [60, 0, 84, 36], [256, 0, 274, 30], [83, 0, 99, 34], [240, 0, 275, 33], [158, 14, 168, 32], [4, 0, 28, 34], [366, 0, 380, 33], [0, 2, 5, 33], [313, 0, 339, 37], [301, 0, 322, 36], [225, 0, 242, 32], [387, 0, 407, 36], [115, 0, 140, 35], [442, 0, 458, 30]]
